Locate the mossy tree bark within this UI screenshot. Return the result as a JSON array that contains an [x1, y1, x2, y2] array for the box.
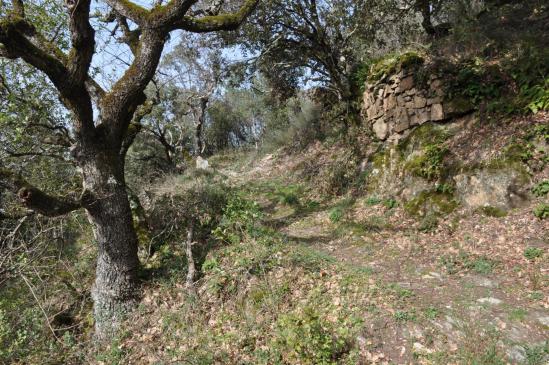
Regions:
[[0, 0, 258, 339]]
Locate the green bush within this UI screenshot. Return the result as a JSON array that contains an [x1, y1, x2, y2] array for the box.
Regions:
[[533, 203, 549, 220], [524, 247, 544, 261], [365, 196, 382, 206], [383, 198, 398, 210], [275, 307, 353, 365], [275, 185, 302, 206], [213, 195, 263, 243], [329, 207, 344, 223], [532, 180, 549, 197]]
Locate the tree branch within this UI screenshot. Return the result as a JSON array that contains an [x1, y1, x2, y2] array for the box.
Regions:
[[0, 169, 83, 217], [0, 12, 96, 141], [169, 0, 258, 32], [66, 0, 95, 85]]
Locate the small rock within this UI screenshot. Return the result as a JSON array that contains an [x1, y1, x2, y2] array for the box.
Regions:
[[431, 103, 445, 121], [477, 297, 503, 305], [469, 276, 497, 288], [373, 119, 389, 140], [414, 95, 427, 108], [398, 76, 415, 92], [507, 346, 526, 363], [413, 342, 433, 354], [196, 156, 209, 170], [537, 315, 549, 327]]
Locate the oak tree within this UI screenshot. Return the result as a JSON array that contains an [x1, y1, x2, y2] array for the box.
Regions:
[[0, 0, 258, 338]]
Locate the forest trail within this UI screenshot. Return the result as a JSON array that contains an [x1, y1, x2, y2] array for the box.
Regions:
[[216, 151, 549, 364]]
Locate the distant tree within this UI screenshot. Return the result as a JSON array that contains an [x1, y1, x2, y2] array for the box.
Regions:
[[161, 37, 225, 157], [0, 0, 258, 338], [231, 0, 409, 102]]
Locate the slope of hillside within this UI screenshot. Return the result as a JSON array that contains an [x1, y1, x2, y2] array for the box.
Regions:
[[98, 110, 548, 363]]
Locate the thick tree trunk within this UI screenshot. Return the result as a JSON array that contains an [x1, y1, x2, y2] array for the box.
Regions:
[[82, 152, 140, 339]]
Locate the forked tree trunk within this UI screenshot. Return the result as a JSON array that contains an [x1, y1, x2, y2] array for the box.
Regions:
[[82, 152, 140, 339]]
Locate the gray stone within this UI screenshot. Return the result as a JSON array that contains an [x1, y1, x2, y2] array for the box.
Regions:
[[431, 103, 445, 121], [384, 94, 397, 111], [398, 76, 414, 92], [414, 96, 427, 108], [394, 109, 410, 132], [196, 156, 209, 170], [405, 88, 417, 96], [427, 96, 443, 105], [416, 110, 431, 125], [373, 119, 389, 140], [430, 78, 443, 90], [469, 276, 497, 288], [537, 315, 549, 327], [477, 297, 503, 305], [454, 169, 530, 210], [507, 346, 526, 363]]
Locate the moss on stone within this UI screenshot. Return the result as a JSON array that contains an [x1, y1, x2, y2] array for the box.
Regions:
[[404, 190, 458, 218], [478, 206, 508, 217], [445, 96, 475, 117], [397, 122, 451, 154], [367, 52, 425, 82]]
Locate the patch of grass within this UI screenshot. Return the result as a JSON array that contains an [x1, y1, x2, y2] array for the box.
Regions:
[[423, 306, 440, 320], [524, 342, 549, 365], [365, 196, 382, 206], [508, 308, 528, 321], [528, 291, 544, 301], [435, 183, 455, 194], [457, 327, 506, 365], [288, 247, 336, 273], [329, 207, 344, 223], [532, 180, 549, 197], [275, 185, 302, 206], [383, 198, 398, 210], [524, 247, 544, 261], [533, 203, 549, 219], [419, 213, 439, 232], [440, 252, 496, 275], [472, 257, 495, 274], [361, 215, 390, 232], [478, 206, 508, 218], [386, 283, 415, 300], [275, 306, 362, 364], [394, 310, 416, 322]]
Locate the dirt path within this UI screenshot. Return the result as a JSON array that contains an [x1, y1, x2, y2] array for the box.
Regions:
[[217, 153, 549, 364]]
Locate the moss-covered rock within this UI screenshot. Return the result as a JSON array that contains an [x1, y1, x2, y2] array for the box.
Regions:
[[367, 52, 425, 83], [404, 190, 458, 218]]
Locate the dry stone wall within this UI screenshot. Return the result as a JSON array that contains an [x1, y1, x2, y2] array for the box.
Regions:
[[362, 66, 468, 141]]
